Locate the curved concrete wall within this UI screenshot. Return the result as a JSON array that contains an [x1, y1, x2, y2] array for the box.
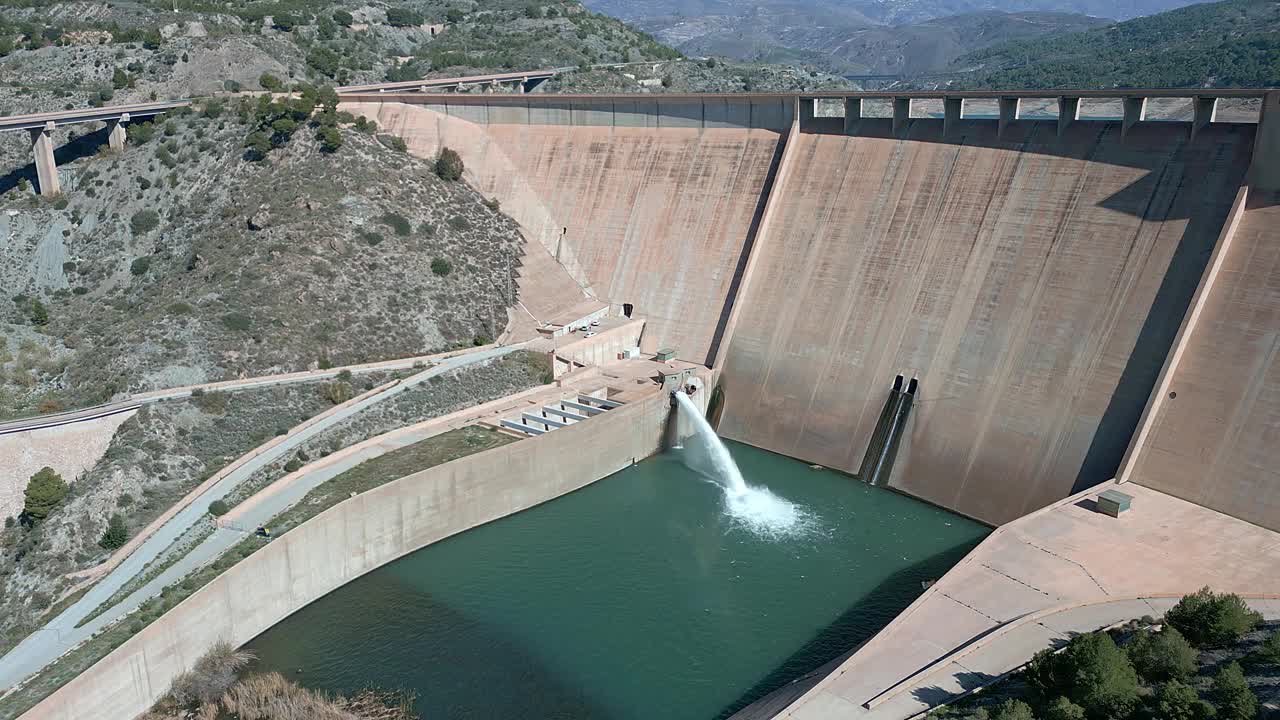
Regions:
[[20, 389, 676, 720], [344, 100, 786, 365], [718, 119, 1256, 524]]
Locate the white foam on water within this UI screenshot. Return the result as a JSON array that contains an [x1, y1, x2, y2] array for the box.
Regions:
[[673, 392, 819, 540]]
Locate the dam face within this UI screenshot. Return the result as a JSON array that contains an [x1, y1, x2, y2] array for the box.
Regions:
[[345, 91, 1278, 528]]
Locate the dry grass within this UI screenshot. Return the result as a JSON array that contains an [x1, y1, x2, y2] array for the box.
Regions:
[[169, 641, 255, 708], [139, 643, 416, 720]]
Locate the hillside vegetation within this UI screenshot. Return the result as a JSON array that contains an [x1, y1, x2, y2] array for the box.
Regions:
[[946, 0, 1280, 88]]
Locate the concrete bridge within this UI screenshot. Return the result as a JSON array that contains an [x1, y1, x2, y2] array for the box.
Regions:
[[337, 67, 562, 95], [0, 100, 190, 196]]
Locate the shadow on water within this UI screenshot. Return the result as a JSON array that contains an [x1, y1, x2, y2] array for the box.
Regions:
[[715, 541, 983, 719], [244, 570, 615, 720]]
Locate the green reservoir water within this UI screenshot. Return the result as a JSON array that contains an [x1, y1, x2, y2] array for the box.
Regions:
[[245, 440, 988, 719]]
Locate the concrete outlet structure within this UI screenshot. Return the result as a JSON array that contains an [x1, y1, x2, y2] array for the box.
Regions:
[[0, 100, 191, 196]]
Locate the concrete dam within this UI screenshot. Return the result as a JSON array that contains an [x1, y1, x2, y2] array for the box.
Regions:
[[345, 89, 1279, 529]]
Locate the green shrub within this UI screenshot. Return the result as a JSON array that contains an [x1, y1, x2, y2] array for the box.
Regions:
[[283, 459, 303, 473], [208, 500, 228, 517], [1211, 662, 1258, 720], [29, 298, 48, 326], [447, 215, 469, 231], [1026, 632, 1140, 718], [333, 9, 353, 26], [484, 197, 500, 212], [317, 125, 342, 153], [1128, 626, 1197, 682], [991, 699, 1035, 720], [1166, 588, 1263, 647], [1256, 630, 1280, 666], [381, 212, 412, 236], [431, 257, 452, 276], [337, 369, 353, 382], [1156, 680, 1216, 720], [169, 302, 192, 314], [222, 312, 252, 331], [130, 257, 151, 276], [192, 390, 229, 415], [130, 209, 160, 234], [385, 7, 424, 26], [98, 513, 128, 549], [223, 79, 242, 92], [435, 147, 464, 181], [23, 467, 68, 521], [259, 72, 284, 92], [419, 222, 437, 238], [320, 381, 353, 405], [378, 134, 408, 152], [1043, 697, 1086, 720]]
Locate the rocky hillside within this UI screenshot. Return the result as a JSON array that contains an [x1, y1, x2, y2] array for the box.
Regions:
[[0, 98, 525, 418]]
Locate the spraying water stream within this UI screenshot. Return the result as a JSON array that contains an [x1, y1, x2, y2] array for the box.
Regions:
[[673, 391, 815, 539]]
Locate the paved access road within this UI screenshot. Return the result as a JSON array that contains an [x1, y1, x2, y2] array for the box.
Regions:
[[0, 343, 523, 690]]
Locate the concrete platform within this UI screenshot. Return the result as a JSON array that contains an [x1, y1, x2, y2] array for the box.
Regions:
[[777, 481, 1280, 719]]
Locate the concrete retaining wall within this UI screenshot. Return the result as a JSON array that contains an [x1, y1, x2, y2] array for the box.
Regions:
[[21, 389, 676, 720]]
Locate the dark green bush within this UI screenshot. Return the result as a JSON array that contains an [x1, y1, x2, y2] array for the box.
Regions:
[[1166, 588, 1263, 647], [23, 467, 68, 520], [435, 147, 464, 181], [447, 215, 469, 232], [990, 699, 1035, 720], [98, 513, 127, 550], [222, 312, 252, 332], [333, 9, 353, 26], [317, 125, 342, 153], [283, 459, 303, 473], [1042, 697, 1086, 720], [1155, 680, 1216, 720], [258, 72, 284, 92], [431, 257, 452, 276], [1026, 632, 1140, 718], [386, 7, 424, 26], [130, 209, 160, 234], [381, 212, 412, 236], [1257, 630, 1280, 666], [130, 257, 151, 276], [1211, 662, 1258, 720], [1128, 627, 1197, 682], [208, 500, 229, 517], [29, 298, 48, 326]]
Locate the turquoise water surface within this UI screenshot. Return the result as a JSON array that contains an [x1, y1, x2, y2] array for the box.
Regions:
[[245, 440, 988, 719]]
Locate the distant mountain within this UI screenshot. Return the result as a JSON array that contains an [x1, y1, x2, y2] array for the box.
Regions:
[[582, 0, 1125, 76], [676, 10, 1107, 75], [944, 0, 1280, 88]]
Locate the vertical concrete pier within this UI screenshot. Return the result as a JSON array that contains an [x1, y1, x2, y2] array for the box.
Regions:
[[943, 98, 963, 136], [892, 97, 911, 135], [107, 113, 129, 152], [998, 97, 1020, 137], [844, 97, 862, 135], [1122, 96, 1148, 140], [1058, 96, 1080, 137], [28, 122, 59, 197], [1191, 97, 1217, 141]]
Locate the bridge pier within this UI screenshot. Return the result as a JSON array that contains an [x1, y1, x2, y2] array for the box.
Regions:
[[107, 113, 129, 152], [28, 122, 59, 197], [998, 97, 1020, 138], [892, 97, 910, 135], [1122, 96, 1147, 141], [1057, 96, 1080, 137], [943, 98, 962, 136]]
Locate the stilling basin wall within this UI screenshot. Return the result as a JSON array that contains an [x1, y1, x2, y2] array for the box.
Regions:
[[718, 118, 1256, 525], [21, 387, 684, 720], [342, 96, 792, 367]]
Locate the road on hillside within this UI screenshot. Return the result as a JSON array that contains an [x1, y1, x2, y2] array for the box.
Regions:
[[0, 343, 524, 691], [0, 348, 487, 436]]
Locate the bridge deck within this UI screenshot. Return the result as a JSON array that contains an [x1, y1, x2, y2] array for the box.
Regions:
[[0, 100, 191, 132]]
